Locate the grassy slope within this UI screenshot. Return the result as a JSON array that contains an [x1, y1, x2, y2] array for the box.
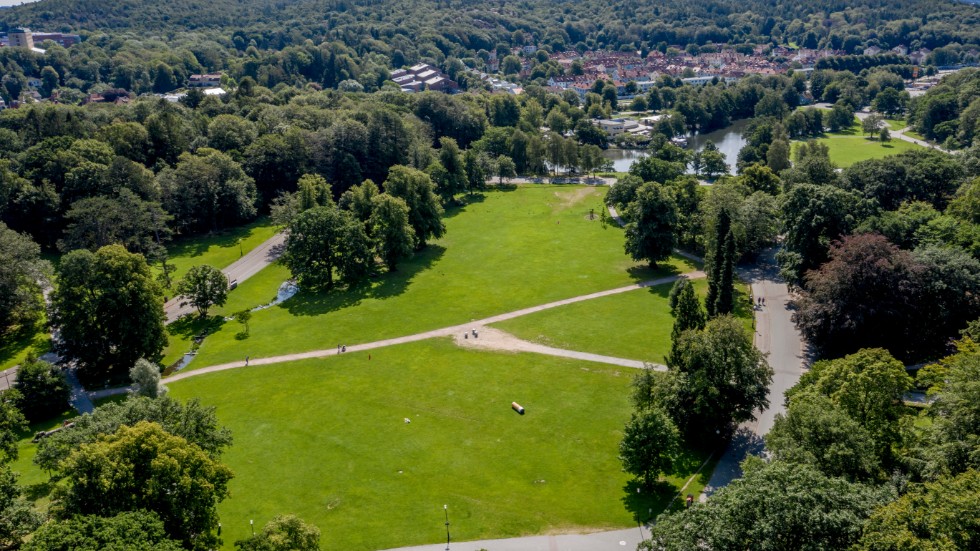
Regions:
[[184, 186, 696, 369], [168, 339, 712, 551], [493, 278, 753, 363]]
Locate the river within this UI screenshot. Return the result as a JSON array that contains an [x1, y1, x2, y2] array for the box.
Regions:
[[601, 118, 753, 175]]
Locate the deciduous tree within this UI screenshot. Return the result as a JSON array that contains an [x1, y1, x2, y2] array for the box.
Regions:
[[383, 165, 445, 248], [235, 514, 321, 551], [24, 511, 182, 551], [623, 182, 678, 268], [35, 395, 232, 472], [13, 355, 70, 422], [176, 265, 229, 318], [666, 316, 772, 437], [0, 223, 49, 335], [50, 244, 167, 383], [619, 407, 679, 487], [643, 460, 887, 551], [54, 421, 233, 550], [369, 194, 415, 271]]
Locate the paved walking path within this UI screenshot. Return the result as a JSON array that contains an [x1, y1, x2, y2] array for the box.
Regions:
[[698, 249, 807, 501], [164, 231, 287, 323], [63, 367, 95, 414], [166, 271, 703, 383]]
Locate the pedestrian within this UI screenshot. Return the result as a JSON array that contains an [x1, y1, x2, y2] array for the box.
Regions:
[[762, 297, 766, 306], [245, 355, 249, 366], [342, 345, 346, 353], [337, 344, 341, 353]]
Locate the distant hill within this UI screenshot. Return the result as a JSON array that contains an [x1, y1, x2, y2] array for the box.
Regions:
[[1, 0, 979, 54]]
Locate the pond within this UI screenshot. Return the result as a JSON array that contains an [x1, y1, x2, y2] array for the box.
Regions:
[[601, 118, 753, 175]]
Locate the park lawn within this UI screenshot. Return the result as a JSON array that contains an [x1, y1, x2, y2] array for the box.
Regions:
[[167, 338, 708, 550], [492, 279, 753, 364], [182, 185, 697, 370], [156, 217, 279, 285], [885, 118, 907, 131], [793, 131, 922, 167], [9, 410, 77, 509]]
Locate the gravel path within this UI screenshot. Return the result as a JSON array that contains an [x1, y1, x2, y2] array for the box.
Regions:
[[164, 231, 287, 323], [453, 326, 661, 370], [165, 271, 703, 383]]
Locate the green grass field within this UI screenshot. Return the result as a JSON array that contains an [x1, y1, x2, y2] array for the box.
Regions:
[[166, 339, 713, 550], [157, 217, 279, 286], [493, 279, 752, 364], [182, 186, 697, 370], [884, 118, 907, 132], [793, 118, 923, 168]]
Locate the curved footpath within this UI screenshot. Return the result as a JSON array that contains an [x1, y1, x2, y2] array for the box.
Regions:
[[165, 271, 703, 384]]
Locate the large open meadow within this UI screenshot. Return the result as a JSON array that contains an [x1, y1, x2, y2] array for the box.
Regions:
[[167, 339, 713, 550], [180, 185, 697, 370]]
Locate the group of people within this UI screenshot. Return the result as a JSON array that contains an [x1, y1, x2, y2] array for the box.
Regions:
[[337, 344, 347, 353], [755, 296, 766, 307]]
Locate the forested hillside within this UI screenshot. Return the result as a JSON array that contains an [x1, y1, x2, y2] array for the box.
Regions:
[[4, 0, 980, 56]]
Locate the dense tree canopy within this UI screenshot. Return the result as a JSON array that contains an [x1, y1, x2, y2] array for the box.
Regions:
[[50, 244, 167, 383], [644, 459, 888, 551], [53, 421, 233, 550]]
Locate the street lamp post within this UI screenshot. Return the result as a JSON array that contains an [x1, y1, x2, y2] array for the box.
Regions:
[[249, 519, 254, 536], [443, 505, 450, 550]]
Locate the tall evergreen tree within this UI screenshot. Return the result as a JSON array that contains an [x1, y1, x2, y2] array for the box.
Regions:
[[668, 281, 707, 367], [705, 209, 731, 316], [714, 229, 736, 315]]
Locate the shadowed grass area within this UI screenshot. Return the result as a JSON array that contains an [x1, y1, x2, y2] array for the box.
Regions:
[[492, 280, 753, 364], [167, 339, 708, 550], [0, 323, 51, 371], [183, 186, 696, 369]]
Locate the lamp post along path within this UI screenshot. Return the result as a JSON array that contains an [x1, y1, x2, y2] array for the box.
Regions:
[[443, 505, 450, 550]]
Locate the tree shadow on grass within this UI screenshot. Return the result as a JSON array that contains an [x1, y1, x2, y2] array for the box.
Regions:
[[0, 324, 50, 368], [626, 260, 685, 284], [282, 244, 446, 317], [167, 315, 226, 345], [622, 478, 676, 524], [442, 193, 487, 220], [167, 217, 271, 260]]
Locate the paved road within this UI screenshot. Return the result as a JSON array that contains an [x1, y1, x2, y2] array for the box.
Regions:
[[164, 232, 287, 323], [699, 249, 807, 501], [378, 527, 646, 551], [165, 270, 704, 383]]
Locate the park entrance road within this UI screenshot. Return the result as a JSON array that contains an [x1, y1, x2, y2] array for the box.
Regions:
[[699, 249, 807, 500]]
